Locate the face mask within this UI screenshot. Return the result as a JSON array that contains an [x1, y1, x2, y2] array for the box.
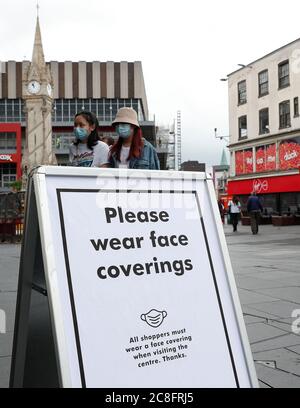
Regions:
[[141, 309, 167, 328], [74, 127, 89, 140], [116, 124, 132, 139]]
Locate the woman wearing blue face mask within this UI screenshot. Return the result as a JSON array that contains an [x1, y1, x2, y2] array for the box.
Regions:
[[69, 111, 109, 167], [109, 107, 160, 170]]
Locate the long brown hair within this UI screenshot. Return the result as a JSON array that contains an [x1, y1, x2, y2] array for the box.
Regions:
[[110, 127, 144, 162]]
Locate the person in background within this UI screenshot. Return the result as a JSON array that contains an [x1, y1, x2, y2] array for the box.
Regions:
[[218, 199, 225, 224], [228, 196, 241, 232], [109, 107, 160, 170], [102, 136, 115, 147], [247, 191, 263, 235], [69, 111, 109, 167]]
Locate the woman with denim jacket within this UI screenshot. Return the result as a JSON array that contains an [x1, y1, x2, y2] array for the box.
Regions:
[[109, 107, 160, 170]]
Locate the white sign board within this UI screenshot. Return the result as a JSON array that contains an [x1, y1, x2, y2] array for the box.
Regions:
[[11, 166, 257, 388]]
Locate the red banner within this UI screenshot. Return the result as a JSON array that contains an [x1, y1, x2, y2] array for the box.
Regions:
[[279, 138, 300, 170], [244, 149, 253, 174], [255, 146, 265, 172], [266, 144, 276, 171], [255, 143, 276, 173], [235, 151, 244, 175]]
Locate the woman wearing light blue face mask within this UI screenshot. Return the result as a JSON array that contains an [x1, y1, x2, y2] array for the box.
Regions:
[[109, 107, 160, 170], [69, 111, 109, 167]]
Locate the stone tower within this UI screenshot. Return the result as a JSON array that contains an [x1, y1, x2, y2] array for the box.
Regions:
[[22, 16, 56, 184]]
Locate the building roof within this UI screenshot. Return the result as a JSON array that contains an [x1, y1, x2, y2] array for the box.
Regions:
[[227, 37, 300, 77]]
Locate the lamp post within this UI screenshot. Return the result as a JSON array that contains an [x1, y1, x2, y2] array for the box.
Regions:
[[214, 128, 230, 144]]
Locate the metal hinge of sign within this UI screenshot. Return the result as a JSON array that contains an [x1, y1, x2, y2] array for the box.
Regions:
[[32, 283, 48, 297]]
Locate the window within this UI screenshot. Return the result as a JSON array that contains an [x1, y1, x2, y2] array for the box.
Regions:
[[278, 60, 290, 89], [0, 132, 17, 152], [238, 80, 247, 104], [259, 108, 269, 134], [258, 70, 269, 96], [0, 163, 16, 189], [279, 100, 291, 128], [238, 115, 247, 139], [51, 98, 145, 123], [294, 97, 299, 117]]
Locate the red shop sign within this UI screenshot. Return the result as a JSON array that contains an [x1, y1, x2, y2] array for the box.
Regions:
[[0, 153, 19, 163], [228, 173, 300, 195]]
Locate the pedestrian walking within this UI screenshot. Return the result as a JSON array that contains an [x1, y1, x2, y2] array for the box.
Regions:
[[218, 199, 225, 224], [247, 192, 263, 235], [228, 196, 241, 232], [109, 107, 160, 170], [69, 111, 109, 167]]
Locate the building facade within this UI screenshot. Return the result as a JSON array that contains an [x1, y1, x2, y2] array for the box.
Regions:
[[227, 38, 300, 214], [0, 18, 168, 190]]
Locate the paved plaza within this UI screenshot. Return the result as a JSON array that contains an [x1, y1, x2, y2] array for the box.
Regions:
[[0, 223, 300, 388]]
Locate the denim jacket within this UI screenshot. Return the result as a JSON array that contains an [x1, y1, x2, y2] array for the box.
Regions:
[[109, 138, 160, 170]]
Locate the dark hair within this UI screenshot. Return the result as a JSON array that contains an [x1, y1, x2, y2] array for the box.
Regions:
[[232, 196, 239, 204], [73, 111, 100, 150], [109, 127, 144, 162], [102, 136, 115, 147]]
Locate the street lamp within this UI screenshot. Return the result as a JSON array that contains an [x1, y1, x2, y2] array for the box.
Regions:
[[214, 128, 230, 142]]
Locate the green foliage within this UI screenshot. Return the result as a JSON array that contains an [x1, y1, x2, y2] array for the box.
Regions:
[[10, 179, 22, 192]]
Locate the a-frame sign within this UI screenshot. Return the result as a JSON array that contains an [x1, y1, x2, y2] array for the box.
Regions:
[[10, 166, 258, 388]]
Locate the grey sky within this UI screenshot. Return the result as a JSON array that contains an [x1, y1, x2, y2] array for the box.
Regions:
[[1, 0, 300, 165]]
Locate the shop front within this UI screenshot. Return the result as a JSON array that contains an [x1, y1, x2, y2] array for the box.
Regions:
[[0, 123, 22, 191], [228, 173, 300, 215]]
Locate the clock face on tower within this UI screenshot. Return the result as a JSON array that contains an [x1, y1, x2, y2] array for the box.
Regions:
[[27, 80, 41, 94]]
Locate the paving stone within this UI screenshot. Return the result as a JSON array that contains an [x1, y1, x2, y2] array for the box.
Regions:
[[258, 379, 271, 388], [243, 315, 266, 325], [255, 361, 300, 388], [266, 317, 295, 334], [242, 305, 281, 320], [287, 345, 300, 355], [253, 287, 300, 305], [0, 331, 13, 357], [0, 291, 17, 333], [0, 356, 11, 388], [246, 300, 300, 319], [254, 348, 300, 376], [236, 276, 300, 290], [246, 322, 287, 344], [250, 330, 300, 353], [237, 288, 279, 305]]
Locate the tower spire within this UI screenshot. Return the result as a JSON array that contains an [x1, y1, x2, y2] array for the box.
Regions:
[[31, 15, 45, 68], [220, 148, 228, 166]]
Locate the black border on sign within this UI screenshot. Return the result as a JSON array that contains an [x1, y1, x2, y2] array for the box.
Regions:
[[56, 188, 239, 388]]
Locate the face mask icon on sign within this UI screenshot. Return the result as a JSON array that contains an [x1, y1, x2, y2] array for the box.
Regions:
[[141, 309, 167, 328]]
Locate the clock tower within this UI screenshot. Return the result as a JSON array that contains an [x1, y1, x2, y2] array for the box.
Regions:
[[22, 15, 56, 184]]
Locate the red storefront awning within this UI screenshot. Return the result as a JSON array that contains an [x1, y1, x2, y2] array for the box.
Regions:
[[228, 173, 300, 195]]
